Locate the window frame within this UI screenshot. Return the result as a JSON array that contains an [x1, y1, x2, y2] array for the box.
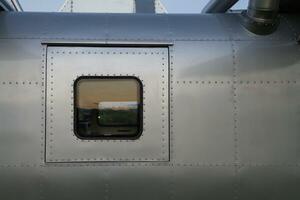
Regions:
[[73, 76, 143, 140]]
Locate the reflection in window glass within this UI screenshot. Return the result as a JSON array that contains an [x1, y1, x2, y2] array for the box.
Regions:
[[74, 77, 142, 139]]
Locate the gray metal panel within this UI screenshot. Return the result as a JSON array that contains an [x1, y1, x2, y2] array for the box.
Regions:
[[238, 166, 300, 200], [0, 167, 41, 199], [43, 166, 107, 200], [109, 166, 170, 200], [172, 166, 235, 200], [0, 39, 42, 81], [172, 41, 233, 82], [235, 41, 300, 82], [0, 84, 43, 166], [168, 14, 229, 40], [237, 83, 300, 165], [172, 83, 235, 164], [0, 12, 297, 42], [0, 12, 107, 40], [46, 47, 169, 162], [107, 14, 169, 40]]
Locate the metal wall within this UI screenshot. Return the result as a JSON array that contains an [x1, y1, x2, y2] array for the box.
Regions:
[[0, 12, 299, 200]]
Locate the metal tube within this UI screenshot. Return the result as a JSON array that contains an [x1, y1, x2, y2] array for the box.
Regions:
[[0, 0, 15, 11], [242, 0, 281, 35], [248, 0, 280, 11], [247, 0, 280, 22], [0, 0, 22, 11], [11, 0, 23, 11], [202, 0, 239, 13]]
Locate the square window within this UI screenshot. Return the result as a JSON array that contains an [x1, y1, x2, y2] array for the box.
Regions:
[[74, 77, 143, 140]]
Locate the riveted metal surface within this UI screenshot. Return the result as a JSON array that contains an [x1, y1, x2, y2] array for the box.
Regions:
[[46, 47, 169, 162], [172, 83, 235, 165], [0, 12, 165, 40], [0, 12, 297, 42], [0, 10, 299, 200], [108, 166, 170, 200], [0, 39, 42, 81], [0, 84, 43, 166], [0, 167, 41, 199], [171, 166, 235, 200], [172, 41, 233, 82], [235, 41, 300, 82], [238, 166, 300, 200], [43, 166, 107, 200], [168, 14, 229, 40], [236, 83, 300, 165]]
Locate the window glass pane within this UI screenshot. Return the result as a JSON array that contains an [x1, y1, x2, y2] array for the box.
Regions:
[[75, 77, 142, 139]]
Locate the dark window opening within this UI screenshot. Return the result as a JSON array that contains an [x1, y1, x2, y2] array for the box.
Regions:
[[74, 76, 143, 140]]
